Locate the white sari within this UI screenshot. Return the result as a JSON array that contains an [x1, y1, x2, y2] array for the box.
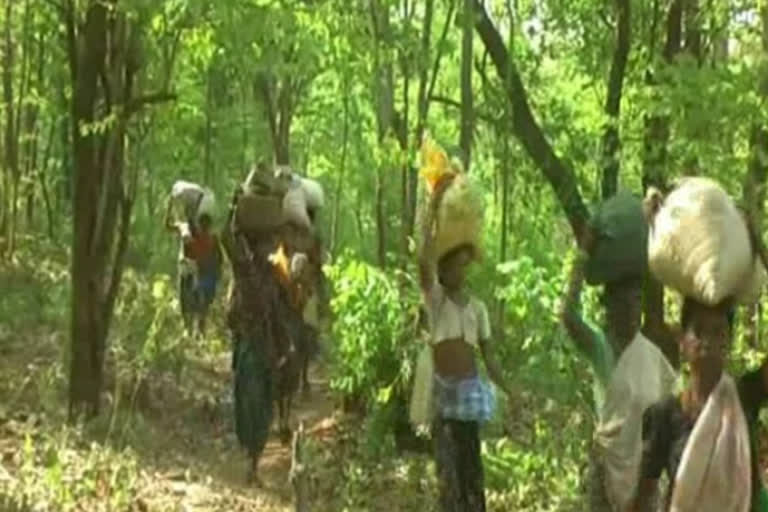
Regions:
[[669, 373, 751, 512]]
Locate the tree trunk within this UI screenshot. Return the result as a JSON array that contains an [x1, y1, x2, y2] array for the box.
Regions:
[[471, 0, 590, 244], [59, 88, 72, 206], [24, 24, 45, 228], [370, 0, 396, 266], [330, 75, 350, 257], [743, 126, 768, 348], [639, 0, 683, 368], [458, 0, 474, 171], [39, 121, 56, 240], [683, 0, 701, 63], [69, 0, 112, 418], [204, 65, 213, 183], [68, 0, 173, 419], [2, 0, 18, 256], [497, 128, 511, 326], [410, 0, 453, 242], [742, 7, 768, 349], [600, 0, 631, 199], [257, 74, 295, 167]]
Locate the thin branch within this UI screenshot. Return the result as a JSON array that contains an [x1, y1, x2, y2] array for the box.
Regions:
[[42, 0, 66, 14], [471, 0, 590, 242], [425, 0, 457, 113], [600, 0, 631, 198], [124, 91, 177, 116], [598, 9, 613, 30], [429, 94, 499, 124]]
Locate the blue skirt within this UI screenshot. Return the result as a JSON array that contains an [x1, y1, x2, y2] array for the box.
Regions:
[[433, 375, 496, 424]]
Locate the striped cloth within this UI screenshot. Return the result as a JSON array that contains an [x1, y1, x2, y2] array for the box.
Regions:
[[433, 374, 495, 424]]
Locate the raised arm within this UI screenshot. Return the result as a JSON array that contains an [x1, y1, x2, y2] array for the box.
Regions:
[[558, 251, 603, 361], [221, 186, 250, 274], [164, 195, 178, 232], [418, 178, 452, 295]]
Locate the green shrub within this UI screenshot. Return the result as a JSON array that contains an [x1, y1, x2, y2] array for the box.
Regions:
[[325, 255, 420, 408]]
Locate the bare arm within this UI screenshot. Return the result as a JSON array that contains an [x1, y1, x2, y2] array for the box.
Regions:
[[479, 336, 512, 396], [418, 178, 452, 295], [418, 199, 439, 294], [221, 187, 249, 274], [164, 195, 178, 232], [558, 252, 602, 360]]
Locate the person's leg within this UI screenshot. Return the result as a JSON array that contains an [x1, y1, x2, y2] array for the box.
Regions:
[[300, 325, 318, 396], [233, 338, 273, 486], [179, 273, 195, 336], [434, 417, 464, 512], [196, 275, 216, 338], [455, 420, 486, 512], [587, 447, 612, 512], [197, 302, 208, 338]]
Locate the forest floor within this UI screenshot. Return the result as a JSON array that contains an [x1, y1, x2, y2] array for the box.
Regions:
[[0, 326, 433, 512], [7, 236, 768, 511], [0, 239, 433, 511]]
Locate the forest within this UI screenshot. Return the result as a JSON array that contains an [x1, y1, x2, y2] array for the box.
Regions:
[[1, 0, 768, 511]]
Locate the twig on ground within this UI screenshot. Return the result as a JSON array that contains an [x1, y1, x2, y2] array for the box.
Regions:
[[290, 421, 310, 512]]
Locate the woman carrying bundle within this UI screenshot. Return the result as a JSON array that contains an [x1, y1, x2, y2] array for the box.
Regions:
[[415, 141, 512, 512], [222, 187, 303, 485], [165, 194, 222, 338], [559, 192, 676, 512], [631, 299, 768, 512], [630, 180, 768, 512]]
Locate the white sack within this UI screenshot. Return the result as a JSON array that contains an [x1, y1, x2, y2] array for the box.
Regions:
[[647, 177, 765, 305]]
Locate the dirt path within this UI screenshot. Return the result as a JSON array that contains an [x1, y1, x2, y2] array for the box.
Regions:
[[136, 354, 340, 512]]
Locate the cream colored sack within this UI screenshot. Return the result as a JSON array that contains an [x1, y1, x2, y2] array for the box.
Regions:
[[646, 177, 766, 305], [434, 174, 485, 259], [409, 345, 434, 430]]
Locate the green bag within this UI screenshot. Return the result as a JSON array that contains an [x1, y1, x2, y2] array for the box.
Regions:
[[584, 191, 648, 285]]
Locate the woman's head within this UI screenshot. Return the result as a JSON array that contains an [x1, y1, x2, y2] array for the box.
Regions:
[[679, 297, 734, 369], [602, 278, 644, 342], [437, 244, 475, 290]]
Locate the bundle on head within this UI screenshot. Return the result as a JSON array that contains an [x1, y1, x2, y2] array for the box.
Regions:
[[419, 133, 485, 260], [236, 162, 324, 235], [644, 176, 767, 306], [171, 180, 216, 222], [584, 190, 648, 286]]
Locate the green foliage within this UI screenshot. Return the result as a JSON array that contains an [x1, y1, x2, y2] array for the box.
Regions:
[[326, 255, 420, 405], [1, 427, 141, 512], [7, 0, 768, 509]]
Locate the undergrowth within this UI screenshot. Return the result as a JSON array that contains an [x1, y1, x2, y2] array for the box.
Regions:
[[5, 235, 768, 511]]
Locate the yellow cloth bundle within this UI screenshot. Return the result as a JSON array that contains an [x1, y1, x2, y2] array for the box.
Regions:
[[419, 134, 485, 259]]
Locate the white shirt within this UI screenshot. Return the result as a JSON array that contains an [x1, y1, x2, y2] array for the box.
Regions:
[[424, 282, 490, 347]]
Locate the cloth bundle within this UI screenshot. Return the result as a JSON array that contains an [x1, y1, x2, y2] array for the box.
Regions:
[[645, 177, 766, 305], [171, 180, 216, 220], [237, 164, 324, 234], [585, 191, 648, 285], [419, 134, 485, 259], [670, 374, 751, 512]]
